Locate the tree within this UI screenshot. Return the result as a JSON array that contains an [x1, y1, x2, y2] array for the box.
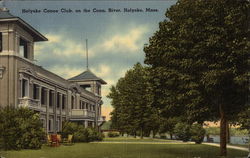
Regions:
[[108, 63, 160, 138], [174, 122, 191, 142], [159, 117, 179, 139], [0, 107, 45, 150], [144, 0, 249, 156]]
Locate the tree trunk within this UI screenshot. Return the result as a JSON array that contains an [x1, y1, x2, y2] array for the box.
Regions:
[[206, 134, 210, 142], [153, 130, 156, 138], [170, 133, 173, 140], [140, 128, 143, 139], [219, 104, 227, 156], [226, 123, 230, 144]]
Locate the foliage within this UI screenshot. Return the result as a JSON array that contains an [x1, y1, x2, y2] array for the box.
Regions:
[[61, 121, 103, 142], [101, 120, 112, 130], [108, 63, 160, 138], [173, 123, 205, 143], [144, 0, 249, 156], [173, 123, 191, 142], [0, 107, 45, 150], [159, 117, 179, 139], [190, 124, 206, 144], [107, 132, 120, 138], [238, 107, 250, 133], [61, 121, 78, 139], [205, 127, 220, 136]]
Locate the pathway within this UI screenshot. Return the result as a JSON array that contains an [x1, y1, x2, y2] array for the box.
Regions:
[[203, 143, 249, 152]]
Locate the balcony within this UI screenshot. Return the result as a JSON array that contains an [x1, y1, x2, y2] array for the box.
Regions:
[[70, 109, 95, 119], [19, 97, 40, 108]]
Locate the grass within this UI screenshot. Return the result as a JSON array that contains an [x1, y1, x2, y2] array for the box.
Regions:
[[0, 142, 248, 158], [103, 137, 174, 142]]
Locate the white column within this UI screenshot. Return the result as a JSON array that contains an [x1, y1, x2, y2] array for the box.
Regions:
[[84, 120, 88, 128]]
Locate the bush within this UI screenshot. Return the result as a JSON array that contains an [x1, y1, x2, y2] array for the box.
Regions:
[[107, 132, 119, 137], [61, 121, 103, 142], [0, 107, 45, 150], [173, 123, 191, 142], [190, 124, 206, 144], [173, 122, 205, 144], [61, 121, 78, 139], [160, 135, 167, 139]]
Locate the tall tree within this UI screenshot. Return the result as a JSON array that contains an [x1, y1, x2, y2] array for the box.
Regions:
[[108, 63, 160, 138], [144, 0, 249, 156]]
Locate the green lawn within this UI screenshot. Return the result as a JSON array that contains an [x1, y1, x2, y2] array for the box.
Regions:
[[0, 143, 248, 158], [103, 137, 174, 142]]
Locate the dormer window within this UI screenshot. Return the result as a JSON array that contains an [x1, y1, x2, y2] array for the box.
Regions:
[[19, 38, 28, 58]]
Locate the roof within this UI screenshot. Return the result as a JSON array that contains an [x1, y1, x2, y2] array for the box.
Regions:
[[0, 8, 48, 42], [68, 69, 107, 84]]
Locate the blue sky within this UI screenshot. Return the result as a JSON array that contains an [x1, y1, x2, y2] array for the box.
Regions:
[[6, 1, 176, 119]]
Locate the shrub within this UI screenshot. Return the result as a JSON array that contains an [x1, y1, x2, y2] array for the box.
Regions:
[[0, 107, 45, 150], [61, 121, 78, 139], [87, 128, 104, 141], [174, 123, 191, 142], [61, 121, 103, 142], [190, 124, 206, 144], [107, 132, 119, 137]]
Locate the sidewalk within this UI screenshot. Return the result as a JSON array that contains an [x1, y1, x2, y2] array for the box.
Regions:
[[203, 143, 249, 152]]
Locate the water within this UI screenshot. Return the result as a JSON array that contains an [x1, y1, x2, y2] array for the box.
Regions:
[[204, 135, 249, 145]]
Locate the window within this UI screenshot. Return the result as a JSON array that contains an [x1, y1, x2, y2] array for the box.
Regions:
[[19, 38, 28, 58], [79, 101, 81, 109], [88, 121, 93, 127], [49, 120, 52, 131], [0, 32, 2, 52], [33, 84, 39, 100], [71, 96, 74, 109], [49, 90, 54, 107], [41, 87, 46, 105], [57, 92, 60, 108], [62, 94, 65, 109], [22, 79, 28, 98], [48, 119, 53, 132]]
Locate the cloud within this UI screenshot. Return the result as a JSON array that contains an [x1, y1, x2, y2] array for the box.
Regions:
[[35, 33, 86, 58], [102, 26, 148, 53], [46, 34, 62, 43], [92, 64, 111, 78], [49, 66, 83, 79], [35, 24, 148, 61]]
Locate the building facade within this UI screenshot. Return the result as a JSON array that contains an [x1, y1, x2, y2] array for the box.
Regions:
[[0, 8, 106, 133]]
